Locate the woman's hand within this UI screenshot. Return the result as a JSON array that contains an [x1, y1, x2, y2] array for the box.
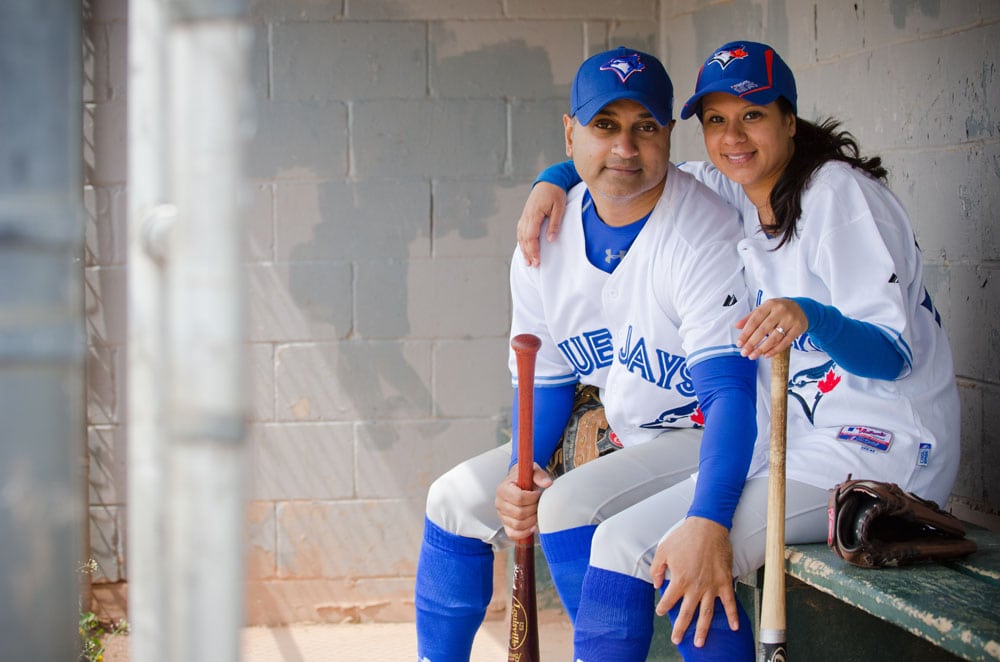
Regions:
[[736, 297, 808, 359], [494, 463, 553, 540], [516, 182, 568, 266], [651, 517, 739, 648]]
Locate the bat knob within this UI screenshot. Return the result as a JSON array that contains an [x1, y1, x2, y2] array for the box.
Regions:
[[511, 333, 541, 355]]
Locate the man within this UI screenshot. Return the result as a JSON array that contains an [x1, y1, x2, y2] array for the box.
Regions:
[[415, 47, 757, 661]]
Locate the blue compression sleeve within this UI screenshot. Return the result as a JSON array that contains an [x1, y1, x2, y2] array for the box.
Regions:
[[510, 383, 577, 469], [791, 297, 906, 380], [535, 159, 581, 191], [687, 356, 757, 529]]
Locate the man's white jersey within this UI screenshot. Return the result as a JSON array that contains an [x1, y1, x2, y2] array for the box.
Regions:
[[681, 160, 960, 505], [510, 163, 749, 447]]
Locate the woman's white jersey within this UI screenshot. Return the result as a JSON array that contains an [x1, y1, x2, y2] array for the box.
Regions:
[[681, 160, 960, 505]]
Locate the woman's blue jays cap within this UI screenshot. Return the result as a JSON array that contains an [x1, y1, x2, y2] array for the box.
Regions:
[[570, 47, 674, 126], [680, 41, 797, 120]]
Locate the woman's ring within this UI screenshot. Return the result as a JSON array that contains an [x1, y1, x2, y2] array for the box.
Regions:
[[774, 325, 786, 335]]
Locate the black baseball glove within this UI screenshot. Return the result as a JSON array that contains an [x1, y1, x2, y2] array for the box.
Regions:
[[827, 475, 977, 568]]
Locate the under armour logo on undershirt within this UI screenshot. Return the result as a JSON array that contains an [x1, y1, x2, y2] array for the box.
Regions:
[[605, 249, 627, 264]]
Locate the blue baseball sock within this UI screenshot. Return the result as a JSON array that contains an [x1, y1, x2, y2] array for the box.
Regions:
[[415, 517, 494, 661], [538, 524, 597, 623], [663, 583, 755, 661], [573, 566, 655, 660]]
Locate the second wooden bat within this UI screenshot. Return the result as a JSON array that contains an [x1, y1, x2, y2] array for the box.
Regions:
[[759, 346, 791, 662]]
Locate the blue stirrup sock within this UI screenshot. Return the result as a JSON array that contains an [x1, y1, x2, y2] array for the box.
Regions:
[[573, 566, 655, 660], [664, 583, 755, 661], [538, 524, 597, 622], [415, 517, 494, 661]]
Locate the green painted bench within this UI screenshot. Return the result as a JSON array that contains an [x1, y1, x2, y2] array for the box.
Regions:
[[735, 525, 1000, 662]]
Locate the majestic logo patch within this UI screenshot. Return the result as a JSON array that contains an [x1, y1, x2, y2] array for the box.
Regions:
[[838, 425, 893, 453], [708, 46, 749, 69], [723, 293, 738, 307], [601, 53, 646, 82]]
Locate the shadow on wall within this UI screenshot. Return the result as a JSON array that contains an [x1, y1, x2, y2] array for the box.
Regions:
[[283, 38, 563, 456], [270, 35, 576, 608]]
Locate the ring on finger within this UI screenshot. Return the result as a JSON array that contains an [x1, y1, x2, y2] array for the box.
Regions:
[[774, 325, 786, 335]]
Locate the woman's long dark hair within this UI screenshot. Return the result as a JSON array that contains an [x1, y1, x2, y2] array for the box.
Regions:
[[768, 98, 888, 248]]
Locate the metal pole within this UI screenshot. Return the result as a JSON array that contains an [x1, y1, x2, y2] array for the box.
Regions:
[[0, 1, 84, 660], [126, 0, 171, 660], [164, 1, 250, 660]]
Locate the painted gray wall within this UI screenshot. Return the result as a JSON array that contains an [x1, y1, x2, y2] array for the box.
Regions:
[[84, 0, 999, 624]]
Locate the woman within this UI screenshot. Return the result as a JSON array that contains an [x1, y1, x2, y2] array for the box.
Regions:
[[518, 41, 960, 660]]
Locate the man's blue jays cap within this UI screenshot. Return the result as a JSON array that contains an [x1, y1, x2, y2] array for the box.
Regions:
[[570, 47, 674, 126], [680, 41, 797, 120]]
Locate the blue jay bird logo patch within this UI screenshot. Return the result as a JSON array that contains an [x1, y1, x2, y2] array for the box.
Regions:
[[640, 400, 704, 429], [601, 53, 646, 82], [788, 359, 842, 424], [708, 45, 749, 69]]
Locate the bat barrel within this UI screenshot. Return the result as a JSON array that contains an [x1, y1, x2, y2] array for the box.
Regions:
[[512, 334, 541, 491]]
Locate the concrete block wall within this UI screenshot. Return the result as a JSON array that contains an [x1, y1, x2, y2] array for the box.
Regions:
[[83, 0, 129, 620], [83, 0, 659, 626], [239, 0, 658, 626], [83, 0, 999, 627]]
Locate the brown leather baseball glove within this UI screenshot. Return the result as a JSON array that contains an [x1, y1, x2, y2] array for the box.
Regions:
[[827, 475, 977, 568], [546, 384, 622, 477]]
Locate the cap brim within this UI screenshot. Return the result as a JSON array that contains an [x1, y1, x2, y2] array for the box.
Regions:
[[679, 79, 783, 120], [575, 91, 672, 126]]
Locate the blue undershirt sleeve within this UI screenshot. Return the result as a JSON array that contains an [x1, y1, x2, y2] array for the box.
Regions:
[[509, 383, 577, 470], [534, 160, 582, 191], [790, 297, 906, 380], [686, 356, 758, 530]]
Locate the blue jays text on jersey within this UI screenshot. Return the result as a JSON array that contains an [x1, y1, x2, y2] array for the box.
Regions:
[[617, 325, 696, 397], [557, 328, 614, 376], [556, 325, 695, 398]]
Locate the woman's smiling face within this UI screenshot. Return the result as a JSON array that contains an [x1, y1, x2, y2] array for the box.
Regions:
[[699, 92, 796, 203]]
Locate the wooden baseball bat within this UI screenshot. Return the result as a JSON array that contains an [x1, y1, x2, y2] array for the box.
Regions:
[[508, 333, 542, 662], [760, 346, 790, 662]]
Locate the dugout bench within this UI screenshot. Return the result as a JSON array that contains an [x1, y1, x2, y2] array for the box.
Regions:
[[657, 525, 1000, 661], [523, 525, 1000, 660]]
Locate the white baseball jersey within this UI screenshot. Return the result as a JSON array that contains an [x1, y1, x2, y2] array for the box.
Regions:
[[510, 163, 750, 447], [681, 160, 960, 505]]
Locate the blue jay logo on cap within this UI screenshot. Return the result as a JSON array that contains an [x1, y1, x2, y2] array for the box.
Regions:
[[707, 45, 750, 69], [600, 53, 646, 82]]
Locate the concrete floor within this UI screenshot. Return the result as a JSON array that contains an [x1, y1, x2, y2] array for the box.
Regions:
[[102, 616, 574, 661]]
